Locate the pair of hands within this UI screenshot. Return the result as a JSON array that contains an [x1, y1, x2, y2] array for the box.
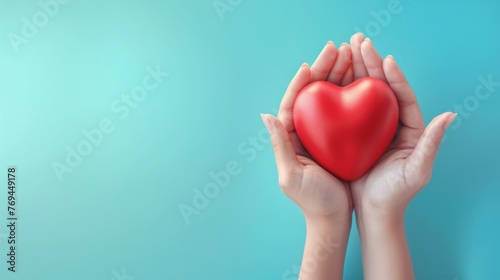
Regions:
[[261, 33, 456, 222]]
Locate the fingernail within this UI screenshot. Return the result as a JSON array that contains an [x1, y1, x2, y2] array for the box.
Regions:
[[327, 40, 334, 46], [365, 38, 372, 45], [387, 55, 396, 62], [340, 42, 348, 48], [443, 113, 458, 130], [301, 62, 309, 68], [260, 114, 274, 132]]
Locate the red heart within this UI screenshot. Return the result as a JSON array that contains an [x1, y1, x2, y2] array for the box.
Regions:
[[293, 77, 399, 181]]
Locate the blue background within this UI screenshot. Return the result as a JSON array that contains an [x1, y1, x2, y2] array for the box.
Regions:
[[0, 0, 499, 279]]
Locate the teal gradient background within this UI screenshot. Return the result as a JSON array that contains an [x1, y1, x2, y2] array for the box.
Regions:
[[0, 0, 499, 279]]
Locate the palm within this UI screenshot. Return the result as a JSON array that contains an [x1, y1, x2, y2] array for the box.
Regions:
[[351, 133, 415, 211], [301, 156, 350, 216]]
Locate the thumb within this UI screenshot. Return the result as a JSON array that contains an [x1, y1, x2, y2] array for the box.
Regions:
[[406, 112, 457, 187], [261, 114, 301, 189]]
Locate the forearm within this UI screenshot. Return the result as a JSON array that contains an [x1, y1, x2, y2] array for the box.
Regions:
[[298, 215, 352, 280], [356, 209, 414, 280]]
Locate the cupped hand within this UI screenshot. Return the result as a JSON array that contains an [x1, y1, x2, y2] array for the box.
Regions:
[[262, 42, 354, 220], [346, 33, 456, 215]]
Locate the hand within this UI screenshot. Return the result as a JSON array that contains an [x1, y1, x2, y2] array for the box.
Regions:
[[344, 33, 456, 216], [262, 41, 355, 280], [262, 42, 354, 221], [344, 33, 456, 280]]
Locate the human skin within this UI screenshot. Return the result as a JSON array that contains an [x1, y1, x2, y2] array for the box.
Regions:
[[262, 34, 456, 280], [261, 41, 354, 280], [346, 33, 456, 280]]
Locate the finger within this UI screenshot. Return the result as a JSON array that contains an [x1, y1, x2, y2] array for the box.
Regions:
[[383, 56, 425, 131], [261, 114, 302, 190], [350, 33, 368, 80], [361, 38, 387, 82], [406, 112, 456, 188], [278, 63, 312, 132], [340, 63, 354, 86], [311, 41, 338, 82], [327, 43, 351, 85]]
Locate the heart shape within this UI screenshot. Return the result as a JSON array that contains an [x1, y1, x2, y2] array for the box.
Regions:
[[293, 77, 399, 181]]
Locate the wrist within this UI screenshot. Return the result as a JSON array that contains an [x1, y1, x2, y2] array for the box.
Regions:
[[355, 202, 406, 222], [355, 206, 406, 236], [304, 212, 352, 238], [305, 210, 353, 228]]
